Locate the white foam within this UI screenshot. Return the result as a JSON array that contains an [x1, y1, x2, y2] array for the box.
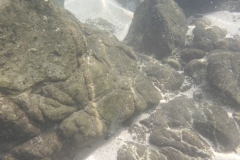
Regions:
[[212, 151, 240, 160], [64, 0, 133, 41], [188, 11, 240, 38]]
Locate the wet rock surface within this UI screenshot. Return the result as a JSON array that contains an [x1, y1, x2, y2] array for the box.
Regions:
[[207, 50, 240, 106], [124, 0, 188, 59], [1, 0, 240, 160], [0, 0, 161, 159]]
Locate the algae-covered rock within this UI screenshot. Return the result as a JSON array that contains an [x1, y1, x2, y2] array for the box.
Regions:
[[0, 94, 40, 153], [58, 109, 106, 147], [124, 0, 188, 59], [192, 25, 227, 52], [180, 48, 206, 63], [0, 0, 83, 93], [184, 59, 207, 84], [0, 1, 162, 159], [97, 89, 135, 123], [143, 62, 185, 91], [135, 78, 161, 107], [145, 96, 240, 153], [13, 132, 62, 160], [207, 50, 240, 106]]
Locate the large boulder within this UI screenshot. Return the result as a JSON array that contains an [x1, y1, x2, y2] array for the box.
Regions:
[[0, 0, 161, 159], [207, 50, 240, 106], [141, 96, 240, 156], [124, 0, 188, 60]]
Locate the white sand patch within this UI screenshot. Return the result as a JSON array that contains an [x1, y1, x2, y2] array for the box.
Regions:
[[204, 11, 240, 37], [73, 111, 153, 160], [188, 11, 240, 38], [64, 0, 133, 41], [212, 151, 240, 160]]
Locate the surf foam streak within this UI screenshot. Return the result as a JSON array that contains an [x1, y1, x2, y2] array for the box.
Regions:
[[64, 0, 133, 41]]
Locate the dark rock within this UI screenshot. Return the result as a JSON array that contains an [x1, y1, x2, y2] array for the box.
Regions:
[[144, 96, 240, 154], [193, 104, 240, 152], [214, 36, 240, 52], [150, 128, 211, 158], [13, 132, 62, 160], [192, 26, 227, 52], [207, 50, 240, 105], [180, 48, 206, 63], [162, 56, 182, 70], [124, 0, 188, 60], [0, 95, 40, 153], [192, 18, 212, 28], [174, 0, 226, 17], [184, 59, 207, 84]]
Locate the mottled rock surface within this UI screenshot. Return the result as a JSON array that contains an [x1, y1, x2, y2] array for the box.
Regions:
[[0, 0, 161, 159], [180, 48, 206, 63], [124, 0, 188, 59], [207, 50, 240, 106], [140, 96, 240, 158]]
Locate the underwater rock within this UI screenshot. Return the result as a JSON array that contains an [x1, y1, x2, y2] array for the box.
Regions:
[[184, 59, 207, 85], [117, 141, 166, 160], [13, 132, 62, 160], [180, 48, 206, 63], [192, 25, 227, 52], [142, 96, 240, 157], [141, 61, 185, 91], [207, 50, 240, 106], [124, 0, 188, 60], [0, 0, 161, 159]]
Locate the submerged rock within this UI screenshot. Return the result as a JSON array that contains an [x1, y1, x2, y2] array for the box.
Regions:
[[141, 96, 240, 158], [124, 0, 188, 59], [207, 50, 240, 106], [0, 0, 161, 159]]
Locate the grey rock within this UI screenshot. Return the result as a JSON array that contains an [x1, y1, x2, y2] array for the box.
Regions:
[[214, 36, 240, 52], [0, 0, 162, 159], [86, 17, 115, 34], [207, 50, 240, 106], [180, 48, 206, 63], [13, 132, 62, 160], [141, 60, 185, 91], [143, 96, 240, 157], [0, 95, 41, 154], [192, 25, 227, 52], [124, 0, 188, 59], [117, 142, 166, 160], [184, 59, 207, 85], [193, 104, 240, 152]]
